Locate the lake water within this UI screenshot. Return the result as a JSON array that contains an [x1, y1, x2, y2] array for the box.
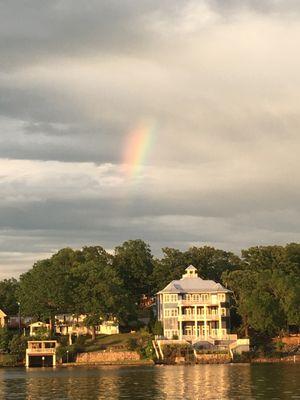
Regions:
[[0, 364, 299, 399]]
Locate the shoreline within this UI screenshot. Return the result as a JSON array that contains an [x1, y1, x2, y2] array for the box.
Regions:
[[1, 359, 300, 368], [1, 353, 299, 368]]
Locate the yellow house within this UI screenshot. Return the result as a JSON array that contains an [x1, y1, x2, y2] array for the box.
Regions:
[[0, 309, 7, 328], [55, 314, 119, 336], [29, 321, 50, 337]]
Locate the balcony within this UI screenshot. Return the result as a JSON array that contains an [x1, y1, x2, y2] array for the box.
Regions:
[[27, 347, 56, 354], [26, 341, 57, 356], [178, 314, 219, 321], [178, 299, 220, 306], [181, 332, 237, 342]]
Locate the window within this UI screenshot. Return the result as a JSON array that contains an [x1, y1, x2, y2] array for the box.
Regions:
[[164, 294, 177, 303], [201, 294, 208, 302], [171, 294, 178, 302], [164, 308, 178, 317]]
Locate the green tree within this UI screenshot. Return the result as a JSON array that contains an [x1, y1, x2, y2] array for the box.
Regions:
[[151, 246, 240, 293], [114, 240, 154, 302], [186, 246, 240, 281], [9, 334, 28, 360], [151, 248, 189, 293], [222, 269, 258, 337], [17, 248, 77, 330], [223, 244, 300, 337], [0, 328, 11, 352], [241, 245, 297, 273], [71, 246, 131, 339], [0, 278, 19, 315]]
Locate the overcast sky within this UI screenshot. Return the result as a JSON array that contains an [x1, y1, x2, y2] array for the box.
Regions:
[[1, 0, 300, 278]]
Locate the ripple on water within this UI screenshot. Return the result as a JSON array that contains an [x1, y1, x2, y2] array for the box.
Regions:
[[0, 364, 299, 400]]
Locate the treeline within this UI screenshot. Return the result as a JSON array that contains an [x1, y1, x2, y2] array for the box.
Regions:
[[0, 240, 299, 339]]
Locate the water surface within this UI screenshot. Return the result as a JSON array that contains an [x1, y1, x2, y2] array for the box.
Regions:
[[0, 364, 299, 399]]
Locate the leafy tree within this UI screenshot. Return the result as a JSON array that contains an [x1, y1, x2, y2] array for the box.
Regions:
[[0, 278, 19, 315], [71, 246, 131, 339], [0, 328, 11, 352], [151, 246, 240, 293], [151, 248, 189, 293], [152, 320, 163, 336], [17, 248, 77, 330], [222, 269, 258, 337], [114, 240, 154, 302], [241, 245, 297, 273], [9, 334, 28, 360], [223, 244, 300, 337], [186, 246, 240, 281], [245, 277, 286, 336]]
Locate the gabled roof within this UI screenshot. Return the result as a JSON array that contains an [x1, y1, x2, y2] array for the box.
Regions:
[[29, 321, 49, 327], [158, 277, 229, 294], [186, 265, 197, 271], [157, 265, 230, 294], [157, 268, 230, 294], [0, 309, 7, 317]]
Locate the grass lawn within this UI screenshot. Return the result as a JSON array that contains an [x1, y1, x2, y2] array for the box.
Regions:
[[82, 332, 143, 352]]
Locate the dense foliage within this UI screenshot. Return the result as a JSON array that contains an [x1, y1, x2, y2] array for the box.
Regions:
[[0, 241, 299, 340]]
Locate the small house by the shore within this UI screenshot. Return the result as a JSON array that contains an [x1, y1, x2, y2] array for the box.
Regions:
[[29, 321, 50, 337]]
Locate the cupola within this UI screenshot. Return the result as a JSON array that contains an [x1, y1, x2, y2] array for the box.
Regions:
[[182, 265, 198, 278]]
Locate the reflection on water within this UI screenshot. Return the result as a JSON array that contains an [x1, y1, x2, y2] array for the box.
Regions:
[[0, 364, 299, 400]]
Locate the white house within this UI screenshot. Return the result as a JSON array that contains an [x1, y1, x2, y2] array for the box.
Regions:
[[157, 265, 233, 341]]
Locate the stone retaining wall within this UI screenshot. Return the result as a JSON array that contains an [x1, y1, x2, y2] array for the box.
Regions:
[[76, 351, 141, 364], [253, 355, 300, 363], [196, 353, 231, 364]]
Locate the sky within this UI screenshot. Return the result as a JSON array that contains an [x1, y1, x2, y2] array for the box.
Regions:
[[1, 0, 300, 278]]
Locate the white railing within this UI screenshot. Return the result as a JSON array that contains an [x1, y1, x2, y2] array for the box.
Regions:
[[178, 314, 220, 321], [178, 300, 220, 306], [27, 348, 56, 354], [181, 332, 237, 342]]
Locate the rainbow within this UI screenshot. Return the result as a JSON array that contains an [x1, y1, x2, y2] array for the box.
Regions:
[[123, 121, 155, 179]]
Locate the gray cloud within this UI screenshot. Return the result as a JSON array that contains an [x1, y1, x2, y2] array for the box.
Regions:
[[0, 0, 300, 277]]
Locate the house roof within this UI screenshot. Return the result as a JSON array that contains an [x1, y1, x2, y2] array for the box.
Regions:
[[29, 321, 49, 327], [0, 309, 7, 317], [157, 265, 230, 294]]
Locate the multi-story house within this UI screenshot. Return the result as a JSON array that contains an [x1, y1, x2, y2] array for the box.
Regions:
[[157, 265, 232, 341]]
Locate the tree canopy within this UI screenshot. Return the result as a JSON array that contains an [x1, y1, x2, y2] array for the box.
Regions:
[[0, 241, 297, 339]]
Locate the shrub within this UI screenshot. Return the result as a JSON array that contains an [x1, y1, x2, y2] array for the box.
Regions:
[[139, 340, 154, 359], [275, 341, 285, 351], [127, 337, 138, 351], [0, 328, 11, 353], [152, 321, 163, 336], [9, 335, 28, 361], [56, 345, 77, 363]]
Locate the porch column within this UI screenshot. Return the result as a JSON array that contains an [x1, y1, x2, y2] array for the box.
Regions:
[[218, 305, 223, 339], [194, 305, 198, 339], [179, 305, 182, 340], [25, 352, 29, 367], [53, 353, 56, 367], [204, 305, 207, 340]]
